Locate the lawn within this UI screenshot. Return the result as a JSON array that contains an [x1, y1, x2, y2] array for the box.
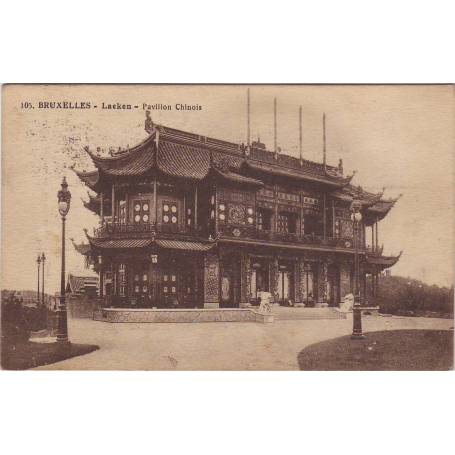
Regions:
[[1, 341, 99, 370], [298, 329, 453, 371]]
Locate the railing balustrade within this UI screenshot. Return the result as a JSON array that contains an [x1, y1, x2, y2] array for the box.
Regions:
[[94, 220, 371, 251]]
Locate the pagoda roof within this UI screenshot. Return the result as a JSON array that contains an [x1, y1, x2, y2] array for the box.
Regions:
[[243, 159, 353, 187], [155, 239, 215, 252], [67, 274, 98, 294], [333, 184, 400, 221], [73, 169, 100, 191], [82, 192, 111, 215], [70, 238, 92, 256], [75, 234, 216, 254], [208, 167, 264, 187], [84, 135, 156, 176], [75, 124, 352, 188], [365, 251, 402, 269], [88, 237, 155, 250]]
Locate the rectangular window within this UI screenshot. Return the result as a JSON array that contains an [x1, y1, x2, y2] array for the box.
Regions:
[[278, 212, 297, 234], [303, 264, 315, 305], [118, 200, 127, 224], [133, 266, 149, 296], [257, 208, 272, 231], [162, 202, 178, 224], [119, 263, 126, 297], [133, 200, 150, 224]]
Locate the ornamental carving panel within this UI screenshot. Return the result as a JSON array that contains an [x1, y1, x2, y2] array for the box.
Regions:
[[318, 262, 328, 303], [240, 252, 250, 303], [228, 204, 246, 225], [340, 219, 353, 238], [270, 258, 279, 302], [204, 252, 220, 303]]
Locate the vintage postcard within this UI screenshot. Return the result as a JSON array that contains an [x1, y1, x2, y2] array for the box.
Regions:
[[1, 84, 453, 370]]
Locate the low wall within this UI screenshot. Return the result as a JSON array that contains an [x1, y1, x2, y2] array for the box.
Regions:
[[93, 308, 273, 324]]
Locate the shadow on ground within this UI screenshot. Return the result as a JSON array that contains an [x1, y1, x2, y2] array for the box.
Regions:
[[2, 342, 99, 370], [298, 329, 453, 371]]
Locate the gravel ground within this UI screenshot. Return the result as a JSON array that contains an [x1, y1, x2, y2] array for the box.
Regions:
[[34, 313, 453, 370]]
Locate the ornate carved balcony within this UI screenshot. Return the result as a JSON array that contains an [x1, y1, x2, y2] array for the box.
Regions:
[[93, 221, 196, 239], [219, 225, 365, 251]]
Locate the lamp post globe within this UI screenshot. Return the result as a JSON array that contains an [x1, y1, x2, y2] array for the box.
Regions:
[[350, 200, 365, 340], [56, 177, 71, 344]]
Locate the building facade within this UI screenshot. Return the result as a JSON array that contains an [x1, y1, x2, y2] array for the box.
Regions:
[[73, 119, 401, 309]]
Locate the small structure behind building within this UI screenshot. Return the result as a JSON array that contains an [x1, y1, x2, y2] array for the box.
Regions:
[[66, 274, 99, 318]]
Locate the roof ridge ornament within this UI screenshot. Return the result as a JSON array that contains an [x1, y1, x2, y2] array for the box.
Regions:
[[145, 109, 154, 134]]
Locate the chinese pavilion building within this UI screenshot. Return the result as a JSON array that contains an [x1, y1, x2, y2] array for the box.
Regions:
[[73, 117, 401, 310]]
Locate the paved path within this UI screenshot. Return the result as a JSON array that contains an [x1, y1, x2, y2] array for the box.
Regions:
[[35, 314, 452, 370]]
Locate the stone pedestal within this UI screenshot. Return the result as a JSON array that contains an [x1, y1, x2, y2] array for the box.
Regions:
[[203, 252, 220, 309]]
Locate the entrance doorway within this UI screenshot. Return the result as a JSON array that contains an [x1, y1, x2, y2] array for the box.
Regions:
[[250, 258, 270, 305], [220, 255, 241, 308], [277, 261, 294, 303]]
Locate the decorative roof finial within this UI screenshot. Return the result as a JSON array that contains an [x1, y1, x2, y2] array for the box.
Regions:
[[145, 110, 154, 134], [338, 158, 343, 175]]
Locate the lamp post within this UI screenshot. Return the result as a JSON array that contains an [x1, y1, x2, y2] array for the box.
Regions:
[[350, 200, 365, 340], [41, 252, 46, 307], [36, 255, 41, 305], [57, 177, 71, 344]]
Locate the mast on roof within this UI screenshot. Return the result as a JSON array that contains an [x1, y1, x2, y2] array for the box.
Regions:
[[323, 112, 327, 170], [299, 106, 303, 166], [247, 88, 251, 147], [274, 97, 278, 159]]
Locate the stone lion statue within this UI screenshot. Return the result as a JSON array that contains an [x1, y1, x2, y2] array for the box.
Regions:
[[340, 293, 354, 312]]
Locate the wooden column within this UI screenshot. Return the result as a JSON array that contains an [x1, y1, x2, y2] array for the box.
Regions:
[[240, 252, 251, 307], [375, 217, 379, 250], [316, 261, 328, 307], [194, 185, 198, 231], [274, 185, 278, 232], [371, 224, 374, 252], [203, 252, 219, 308], [125, 191, 129, 223], [153, 177, 157, 224], [99, 258, 104, 299], [100, 191, 104, 224], [183, 191, 186, 231], [111, 184, 115, 223], [323, 193, 327, 240]]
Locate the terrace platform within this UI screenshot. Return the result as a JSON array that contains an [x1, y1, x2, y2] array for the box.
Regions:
[[93, 307, 274, 324]]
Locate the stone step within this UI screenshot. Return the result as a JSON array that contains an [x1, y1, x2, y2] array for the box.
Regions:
[[273, 307, 346, 320]]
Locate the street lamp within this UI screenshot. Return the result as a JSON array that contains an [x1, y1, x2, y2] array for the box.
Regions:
[[350, 200, 365, 340], [36, 255, 41, 305], [57, 177, 71, 344], [41, 252, 46, 307]]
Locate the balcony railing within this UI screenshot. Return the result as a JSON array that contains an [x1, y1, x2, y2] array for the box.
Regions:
[[93, 221, 370, 252], [220, 225, 366, 250], [366, 244, 384, 255], [94, 221, 197, 238]]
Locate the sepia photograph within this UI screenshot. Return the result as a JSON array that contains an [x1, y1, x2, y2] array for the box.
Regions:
[[1, 84, 453, 371]]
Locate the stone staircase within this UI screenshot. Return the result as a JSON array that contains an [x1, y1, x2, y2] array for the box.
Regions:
[[273, 306, 347, 320]]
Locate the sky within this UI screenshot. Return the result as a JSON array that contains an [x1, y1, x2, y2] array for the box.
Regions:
[[1, 84, 454, 293]]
